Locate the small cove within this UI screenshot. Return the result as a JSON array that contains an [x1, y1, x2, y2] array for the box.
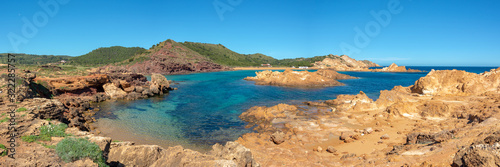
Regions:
[[93, 67, 496, 152]]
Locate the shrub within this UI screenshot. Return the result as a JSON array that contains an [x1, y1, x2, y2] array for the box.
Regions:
[[0, 117, 8, 123], [17, 107, 27, 112], [21, 135, 39, 143], [0, 143, 7, 156], [21, 123, 69, 143], [56, 137, 108, 166]]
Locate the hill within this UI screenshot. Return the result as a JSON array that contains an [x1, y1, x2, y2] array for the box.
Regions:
[[180, 42, 277, 67], [0, 53, 71, 65], [69, 46, 146, 66], [99, 39, 228, 74]]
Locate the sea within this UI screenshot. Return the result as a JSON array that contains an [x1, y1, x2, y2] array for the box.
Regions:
[[93, 66, 497, 152]]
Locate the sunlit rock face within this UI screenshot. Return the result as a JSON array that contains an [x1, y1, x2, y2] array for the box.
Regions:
[[244, 69, 356, 88]]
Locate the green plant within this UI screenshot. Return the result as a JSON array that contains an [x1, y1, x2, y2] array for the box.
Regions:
[[0, 143, 7, 156], [17, 107, 27, 112], [21, 135, 39, 143], [21, 123, 68, 143], [56, 137, 108, 166], [111, 140, 121, 143], [37, 141, 56, 149], [0, 117, 8, 123]]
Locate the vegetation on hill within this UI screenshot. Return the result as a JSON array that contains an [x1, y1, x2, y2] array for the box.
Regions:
[[1, 40, 375, 69], [0, 53, 71, 65], [69, 46, 146, 66], [180, 42, 277, 66], [274, 56, 329, 67]]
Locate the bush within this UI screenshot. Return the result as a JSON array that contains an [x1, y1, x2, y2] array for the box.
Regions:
[[0, 143, 7, 156], [17, 107, 27, 112], [56, 137, 108, 166], [0, 117, 8, 123]]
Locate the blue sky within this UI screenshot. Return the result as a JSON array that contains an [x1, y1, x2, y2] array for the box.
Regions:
[[1, 0, 499, 66]]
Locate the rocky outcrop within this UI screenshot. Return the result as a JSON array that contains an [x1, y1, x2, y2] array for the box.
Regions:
[[411, 68, 500, 96], [244, 69, 356, 87], [313, 55, 380, 70], [33, 74, 109, 96], [452, 132, 500, 167], [27, 98, 66, 120], [375, 63, 421, 72], [107, 141, 258, 167], [239, 104, 298, 132], [210, 141, 260, 167], [103, 83, 128, 99]]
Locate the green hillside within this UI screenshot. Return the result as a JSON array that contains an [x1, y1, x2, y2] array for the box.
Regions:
[[0, 53, 71, 65], [69, 46, 146, 66], [274, 56, 329, 67], [180, 42, 277, 67]]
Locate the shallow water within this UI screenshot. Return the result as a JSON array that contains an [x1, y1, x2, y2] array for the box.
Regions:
[[94, 66, 497, 151]]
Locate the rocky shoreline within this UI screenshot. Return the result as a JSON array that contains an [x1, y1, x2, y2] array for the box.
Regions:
[[0, 71, 260, 166], [236, 67, 500, 166]]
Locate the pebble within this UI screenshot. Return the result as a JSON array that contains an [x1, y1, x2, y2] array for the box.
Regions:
[[326, 146, 337, 153], [380, 134, 390, 140]]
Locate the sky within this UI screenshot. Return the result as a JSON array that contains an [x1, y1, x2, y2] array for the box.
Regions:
[[1, 0, 499, 66]]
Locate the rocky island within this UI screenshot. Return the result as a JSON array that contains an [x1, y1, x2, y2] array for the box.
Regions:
[[244, 69, 357, 88], [313, 55, 422, 73]]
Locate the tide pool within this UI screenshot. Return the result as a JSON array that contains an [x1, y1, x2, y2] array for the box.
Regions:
[[94, 66, 497, 151]]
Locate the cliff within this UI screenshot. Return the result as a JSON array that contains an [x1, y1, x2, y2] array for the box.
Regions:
[[244, 69, 357, 87]]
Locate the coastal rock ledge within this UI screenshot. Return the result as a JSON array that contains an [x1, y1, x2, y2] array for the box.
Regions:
[[244, 69, 356, 87]]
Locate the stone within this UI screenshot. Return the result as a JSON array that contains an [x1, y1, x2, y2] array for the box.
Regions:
[[29, 98, 66, 119], [126, 92, 144, 100], [151, 73, 170, 88], [326, 146, 337, 153], [352, 134, 361, 140], [364, 127, 374, 134], [103, 83, 127, 99], [381, 134, 390, 140], [150, 84, 159, 94], [210, 141, 259, 167]]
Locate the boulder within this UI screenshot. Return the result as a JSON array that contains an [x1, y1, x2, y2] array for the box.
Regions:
[[270, 131, 286, 144], [210, 141, 260, 167], [452, 143, 500, 167], [29, 98, 66, 119], [151, 73, 170, 88], [326, 146, 337, 153], [103, 83, 127, 99]]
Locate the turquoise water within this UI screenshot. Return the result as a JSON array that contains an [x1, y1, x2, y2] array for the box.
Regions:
[[94, 66, 497, 151]]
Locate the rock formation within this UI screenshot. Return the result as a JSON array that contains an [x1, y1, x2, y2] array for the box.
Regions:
[[244, 69, 356, 87], [313, 55, 380, 70], [312, 55, 422, 73], [375, 63, 422, 72], [236, 67, 500, 166]]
